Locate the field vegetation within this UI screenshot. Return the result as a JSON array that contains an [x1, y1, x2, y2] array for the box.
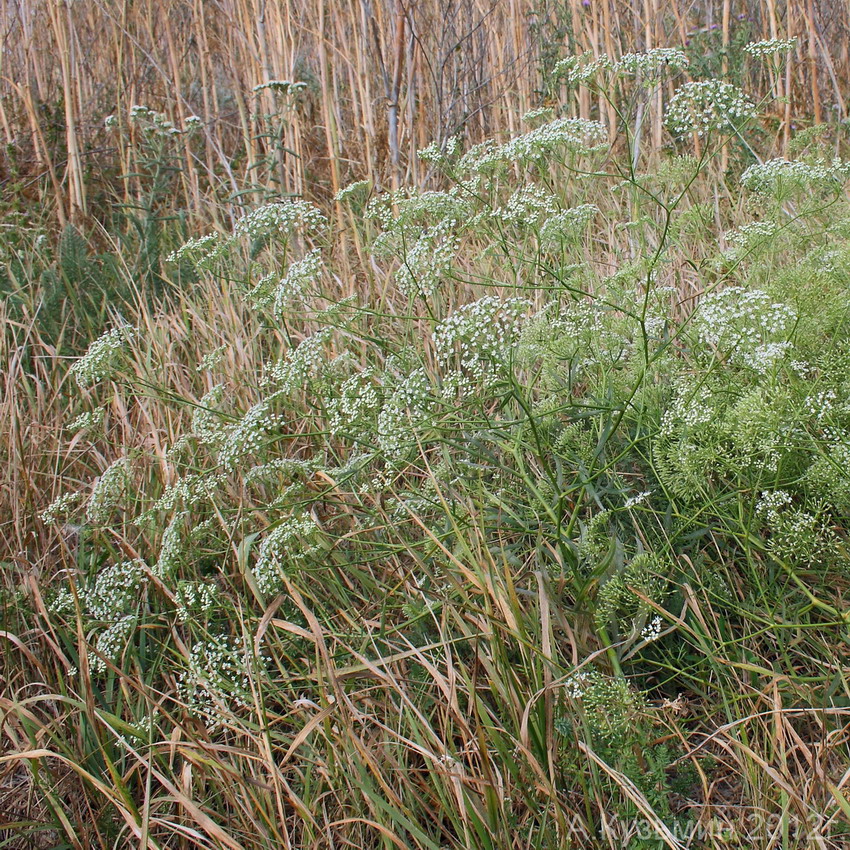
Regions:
[[2, 4, 850, 849]]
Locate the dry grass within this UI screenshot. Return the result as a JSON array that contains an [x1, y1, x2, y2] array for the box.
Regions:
[[1, 0, 849, 226]]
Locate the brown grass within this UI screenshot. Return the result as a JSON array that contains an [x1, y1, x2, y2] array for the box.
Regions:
[[1, 0, 849, 226]]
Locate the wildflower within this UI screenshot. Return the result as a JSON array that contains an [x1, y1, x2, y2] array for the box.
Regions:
[[87, 457, 132, 525], [553, 54, 613, 86], [252, 80, 307, 96], [40, 491, 83, 526], [744, 38, 798, 58], [376, 368, 433, 457], [254, 514, 321, 595], [233, 201, 327, 242], [665, 81, 755, 137], [615, 48, 689, 77], [738, 341, 793, 373], [740, 158, 850, 194], [490, 185, 558, 228], [89, 615, 136, 674], [155, 512, 186, 577], [177, 635, 269, 729], [624, 491, 651, 508], [129, 105, 180, 137], [167, 233, 227, 269], [417, 136, 461, 164], [67, 409, 105, 432], [85, 560, 148, 620], [521, 106, 555, 125], [540, 204, 599, 244], [756, 489, 837, 563], [334, 179, 371, 203], [641, 616, 663, 643], [327, 369, 382, 436], [692, 286, 796, 365], [395, 219, 459, 299], [724, 221, 779, 252], [367, 188, 470, 232], [250, 249, 323, 314], [459, 117, 607, 171], [562, 669, 646, 742], [217, 393, 287, 470], [71, 326, 136, 388], [174, 581, 219, 622], [196, 345, 228, 373], [432, 296, 530, 372], [262, 329, 333, 393]]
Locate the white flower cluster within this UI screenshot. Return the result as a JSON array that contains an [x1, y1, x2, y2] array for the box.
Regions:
[[395, 220, 459, 299], [459, 118, 607, 171], [333, 179, 371, 203], [129, 104, 181, 137], [665, 81, 755, 137], [78, 559, 148, 622], [659, 380, 717, 437], [565, 670, 592, 699], [218, 393, 286, 470], [87, 457, 132, 524], [553, 54, 613, 85], [174, 580, 219, 623], [327, 369, 381, 436], [616, 48, 689, 77], [144, 472, 226, 517], [245, 457, 318, 486], [263, 328, 333, 392], [490, 185, 557, 228], [624, 491, 651, 509], [756, 490, 836, 564], [740, 158, 850, 194], [744, 38, 798, 58], [71, 326, 136, 388], [738, 341, 793, 373], [806, 441, 850, 512], [640, 615, 663, 643], [804, 388, 838, 422], [540, 203, 599, 245], [554, 48, 688, 87], [521, 106, 555, 125], [90, 615, 136, 674], [367, 189, 470, 233], [196, 345, 228, 373], [166, 233, 227, 269], [692, 286, 796, 365], [254, 514, 321, 595], [562, 669, 645, 742], [177, 635, 268, 730], [232, 201, 327, 242], [723, 221, 778, 261], [250, 249, 322, 315], [376, 368, 433, 457], [155, 511, 186, 577], [518, 299, 621, 378], [67, 408, 105, 432], [191, 384, 226, 444], [433, 296, 530, 372], [40, 491, 83, 525], [416, 135, 461, 164]]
